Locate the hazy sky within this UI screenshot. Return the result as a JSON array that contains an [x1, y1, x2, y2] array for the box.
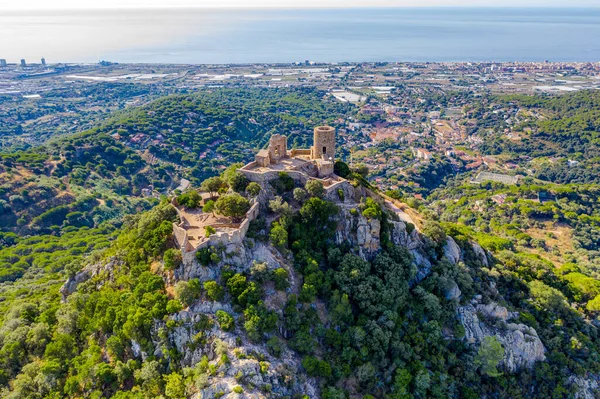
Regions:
[[1, 0, 598, 10]]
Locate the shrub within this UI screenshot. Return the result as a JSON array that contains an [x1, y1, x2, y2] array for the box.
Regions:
[[163, 248, 182, 271], [270, 172, 295, 194], [216, 310, 235, 331], [422, 220, 447, 245], [474, 336, 504, 377], [204, 280, 224, 301], [302, 356, 332, 377], [175, 279, 201, 307], [269, 222, 288, 248], [361, 197, 383, 220], [205, 226, 216, 237], [166, 299, 183, 314], [223, 163, 249, 193], [293, 187, 308, 203], [334, 160, 350, 178], [305, 180, 325, 198], [246, 182, 262, 197], [201, 176, 224, 197], [266, 337, 283, 357], [177, 190, 202, 209], [203, 200, 215, 214], [232, 386, 244, 394], [196, 248, 212, 266], [273, 268, 289, 290]]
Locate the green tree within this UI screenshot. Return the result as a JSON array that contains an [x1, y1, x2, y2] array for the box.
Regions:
[[422, 220, 446, 245], [223, 163, 249, 193], [175, 279, 201, 307], [201, 176, 224, 198], [353, 163, 369, 178], [204, 280, 224, 301], [273, 268, 289, 290], [246, 182, 262, 197], [216, 310, 235, 331], [202, 200, 215, 215], [163, 248, 182, 271], [475, 336, 505, 377], [293, 187, 308, 203], [270, 222, 288, 249], [305, 180, 325, 198], [164, 372, 185, 399], [334, 160, 351, 178], [215, 193, 251, 222], [176, 190, 202, 209]]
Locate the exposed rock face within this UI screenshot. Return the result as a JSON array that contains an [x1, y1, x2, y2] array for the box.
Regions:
[[356, 217, 381, 254], [335, 205, 381, 259], [157, 307, 317, 399], [59, 258, 121, 301], [178, 241, 286, 282], [444, 280, 462, 301], [569, 374, 600, 399], [444, 237, 462, 265], [389, 220, 420, 250], [458, 301, 546, 373], [471, 242, 489, 267]]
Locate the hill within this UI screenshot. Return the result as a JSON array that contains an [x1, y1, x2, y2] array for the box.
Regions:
[[1, 159, 600, 398]]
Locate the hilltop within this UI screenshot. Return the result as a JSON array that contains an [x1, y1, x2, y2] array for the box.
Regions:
[[1, 85, 600, 398]]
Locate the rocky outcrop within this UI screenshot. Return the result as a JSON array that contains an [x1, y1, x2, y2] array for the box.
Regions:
[[335, 205, 382, 259], [157, 307, 317, 399], [458, 301, 546, 373], [444, 237, 462, 265], [569, 374, 600, 399], [471, 242, 489, 267], [59, 258, 121, 301], [356, 217, 381, 254], [444, 280, 462, 301], [389, 220, 420, 250], [177, 241, 286, 282]]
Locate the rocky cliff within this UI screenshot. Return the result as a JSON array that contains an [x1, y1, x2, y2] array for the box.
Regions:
[[458, 301, 546, 373]]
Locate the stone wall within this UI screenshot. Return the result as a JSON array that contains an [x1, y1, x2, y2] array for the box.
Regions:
[[240, 163, 340, 188], [180, 202, 260, 263], [172, 222, 192, 252], [289, 148, 312, 157]]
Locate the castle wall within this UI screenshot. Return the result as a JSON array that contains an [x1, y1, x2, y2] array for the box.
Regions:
[[172, 222, 192, 252], [289, 148, 312, 157], [180, 202, 261, 263]]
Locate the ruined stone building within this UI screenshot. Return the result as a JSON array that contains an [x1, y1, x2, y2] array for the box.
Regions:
[[241, 125, 337, 179]]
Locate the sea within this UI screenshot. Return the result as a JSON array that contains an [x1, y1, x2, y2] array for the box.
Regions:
[[2, 8, 600, 64]]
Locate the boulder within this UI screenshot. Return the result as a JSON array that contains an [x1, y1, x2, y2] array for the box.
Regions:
[[458, 302, 546, 373], [443, 236, 462, 265], [444, 280, 462, 301], [471, 242, 489, 267]]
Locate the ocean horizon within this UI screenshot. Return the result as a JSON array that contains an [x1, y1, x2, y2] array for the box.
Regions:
[[2, 7, 600, 64]]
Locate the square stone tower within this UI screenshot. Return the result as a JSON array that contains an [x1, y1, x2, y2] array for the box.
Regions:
[[312, 126, 335, 161], [268, 134, 287, 162]]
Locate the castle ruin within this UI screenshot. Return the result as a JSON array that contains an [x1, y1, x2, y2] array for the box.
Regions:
[[241, 125, 337, 180]]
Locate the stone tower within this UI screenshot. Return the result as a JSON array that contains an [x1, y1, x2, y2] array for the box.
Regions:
[[312, 126, 335, 161]]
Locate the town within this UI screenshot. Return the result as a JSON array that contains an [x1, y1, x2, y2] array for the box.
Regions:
[[2, 59, 600, 195]]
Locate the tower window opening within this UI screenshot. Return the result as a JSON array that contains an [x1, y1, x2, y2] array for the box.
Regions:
[[323, 146, 327, 154]]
